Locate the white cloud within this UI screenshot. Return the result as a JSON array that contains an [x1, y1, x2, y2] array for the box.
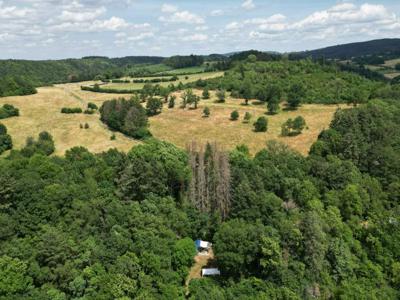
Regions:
[[195, 25, 209, 31], [159, 10, 204, 24], [210, 9, 223, 17], [161, 3, 177, 13], [0, 2, 34, 19], [242, 0, 255, 10], [59, 7, 106, 22], [226, 21, 242, 31], [181, 33, 208, 42]]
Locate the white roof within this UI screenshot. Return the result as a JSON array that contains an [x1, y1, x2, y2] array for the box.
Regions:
[[202, 268, 221, 276], [199, 240, 210, 248]]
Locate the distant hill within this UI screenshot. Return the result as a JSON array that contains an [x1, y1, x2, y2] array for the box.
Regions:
[[0, 56, 165, 86], [292, 38, 400, 59]]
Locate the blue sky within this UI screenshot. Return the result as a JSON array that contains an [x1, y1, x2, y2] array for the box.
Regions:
[[0, 0, 399, 59]]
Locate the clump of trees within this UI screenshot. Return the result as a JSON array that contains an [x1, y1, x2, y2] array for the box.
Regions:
[[254, 116, 268, 132], [0, 123, 12, 154], [181, 89, 200, 109], [287, 82, 305, 110], [21, 131, 55, 157], [61, 107, 83, 114], [100, 98, 151, 139], [0, 104, 19, 119], [163, 55, 204, 69], [187, 141, 231, 220], [202, 88, 210, 99], [281, 116, 306, 136], [0, 76, 37, 97]]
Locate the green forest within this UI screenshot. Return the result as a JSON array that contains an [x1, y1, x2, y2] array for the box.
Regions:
[[0, 96, 399, 299]]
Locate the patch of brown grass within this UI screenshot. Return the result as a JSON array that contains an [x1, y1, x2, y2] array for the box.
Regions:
[[0, 85, 341, 157], [0, 84, 138, 156]]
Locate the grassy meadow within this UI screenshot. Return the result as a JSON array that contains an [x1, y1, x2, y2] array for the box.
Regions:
[[97, 71, 224, 91], [0, 81, 342, 156]]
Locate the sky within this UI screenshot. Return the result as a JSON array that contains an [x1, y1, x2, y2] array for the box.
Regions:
[[0, 0, 399, 60]]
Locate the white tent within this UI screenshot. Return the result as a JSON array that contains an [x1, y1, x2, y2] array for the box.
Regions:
[[202, 268, 221, 277]]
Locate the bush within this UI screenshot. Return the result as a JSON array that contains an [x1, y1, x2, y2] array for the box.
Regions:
[[281, 116, 306, 136], [254, 116, 268, 132], [21, 131, 55, 157], [216, 89, 226, 103], [230, 110, 239, 121], [84, 109, 95, 115], [243, 112, 252, 123], [87, 102, 98, 110], [168, 95, 176, 109], [203, 107, 210, 118], [146, 97, 163, 116], [202, 88, 210, 99], [61, 107, 83, 114], [0, 104, 19, 119], [110, 134, 116, 140], [84, 123, 89, 129]]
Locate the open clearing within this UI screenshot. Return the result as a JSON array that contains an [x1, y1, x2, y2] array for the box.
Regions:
[[0, 82, 342, 156], [97, 71, 224, 91]]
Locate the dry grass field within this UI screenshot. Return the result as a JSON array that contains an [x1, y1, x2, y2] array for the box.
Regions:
[[0, 83, 342, 156], [99, 71, 224, 91]]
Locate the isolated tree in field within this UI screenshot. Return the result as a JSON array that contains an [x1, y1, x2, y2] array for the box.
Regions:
[[287, 83, 305, 110], [202, 88, 210, 99], [181, 89, 193, 109], [188, 95, 201, 109], [243, 112, 252, 123], [146, 97, 163, 116], [216, 89, 226, 103], [254, 116, 268, 132], [168, 95, 176, 108], [160, 87, 171, 103], [281, 116, 306, 136], [230, 110, 239, 121], [203, 107, 210, 118]]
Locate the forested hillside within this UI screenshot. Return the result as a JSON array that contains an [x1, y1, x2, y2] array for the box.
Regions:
[[0, 56, 165, 87], [293, 38, 400, 59], [200, 59, 379, 104], [0, 97, 399, 298]]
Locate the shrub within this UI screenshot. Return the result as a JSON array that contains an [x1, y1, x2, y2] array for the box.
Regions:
[[61, 107, 83, 114], [281, 116, 306, 136], [243, 112, 252, 123], [21, 131, 55, 157], [230, 110, 239, 121], [84, 123, 89, 129], [0, 104, 19, 119], [254, 116, 268, 132], [202, 88, 210, 99], [146, 97, 163, 116], [84, 109, 95, 114], [87, 102, 98, 110], [216, 89, 226, 103], [203, 107, 210, 118], [110, 134, 116, 140], [168, 95, 176, 109]]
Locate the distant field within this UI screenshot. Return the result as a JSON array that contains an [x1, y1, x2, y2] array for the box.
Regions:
[[100, 71, 224, 91], [156, 66, 206, 75], [383, 58, 400, 68], [0, 83, 341, 156]]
